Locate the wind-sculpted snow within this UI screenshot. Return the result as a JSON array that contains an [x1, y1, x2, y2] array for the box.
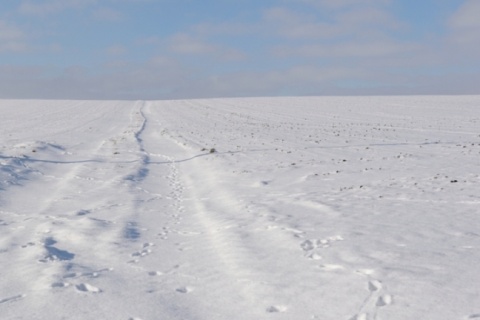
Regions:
[[0, 96, 479, 319]]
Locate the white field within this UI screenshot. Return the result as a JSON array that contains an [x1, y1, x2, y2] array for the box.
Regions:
[[0, 96, 479, 320]]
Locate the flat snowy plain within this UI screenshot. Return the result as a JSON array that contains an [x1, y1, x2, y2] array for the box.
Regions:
[[0, 96, 479, 320]]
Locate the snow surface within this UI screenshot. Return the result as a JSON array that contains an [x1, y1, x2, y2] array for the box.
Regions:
[[0, 96, 479, 320]]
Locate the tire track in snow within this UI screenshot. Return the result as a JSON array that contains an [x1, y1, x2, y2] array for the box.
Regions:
[[117, 103, 213, 320], [32, 102, 147, 288], [125, 101, 150, 183], [149, 99, 399, 319], [179, 156, 282, 316], [122, 101, 151, 241], [136, 104, 288, 318], [147, 100, 344, 317], [0, 101, 159, 318]]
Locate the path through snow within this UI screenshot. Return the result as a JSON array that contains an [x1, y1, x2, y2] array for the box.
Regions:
[[0, 96, 479, 319]]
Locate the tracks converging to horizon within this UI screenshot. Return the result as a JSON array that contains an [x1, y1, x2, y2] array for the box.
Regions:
[[1, 96, 479, 320]]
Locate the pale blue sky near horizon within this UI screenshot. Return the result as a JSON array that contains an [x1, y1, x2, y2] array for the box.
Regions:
[[1, 0, 479, 100]]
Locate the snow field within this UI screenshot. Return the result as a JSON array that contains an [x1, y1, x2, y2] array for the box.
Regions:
[[0, 96, 479, 319]]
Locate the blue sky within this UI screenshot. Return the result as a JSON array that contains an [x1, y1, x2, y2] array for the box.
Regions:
[[0, 0, 479, 99]]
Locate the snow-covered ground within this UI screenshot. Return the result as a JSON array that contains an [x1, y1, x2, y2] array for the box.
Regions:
[[1, 96, 479, 320]]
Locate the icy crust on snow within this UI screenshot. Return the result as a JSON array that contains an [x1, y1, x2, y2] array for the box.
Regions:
[[0, 96, 479, 320]]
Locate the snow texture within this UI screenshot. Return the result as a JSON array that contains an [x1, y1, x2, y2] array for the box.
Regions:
[[0, 96, 479, 319]]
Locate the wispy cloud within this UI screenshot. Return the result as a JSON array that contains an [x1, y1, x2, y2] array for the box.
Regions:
[[18, 0, 151, 16], [288, 0, 392, 9], [264, 4, 402, 40], [18, 0, 97, 16], [273, 40, 417, 58], [105, 45, 127, 56], [447, 0, 480, 49], [167, 33, 246, 61], [92, 7, 125, 22], [448, 0, 480, 29], [193, 22, 257, 37], [0, 20, 27, 52], [168, 33, 217, 55], [1, 0, 479, 99]]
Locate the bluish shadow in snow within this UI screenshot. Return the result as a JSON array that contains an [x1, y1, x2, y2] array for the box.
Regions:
[[124, 222, 141, 240], [42, 237, 75, 261], [45, 246, 75, 261], [124, 167, 149, 181], [124, 164, 149, 182], [125, 102, 151, 183], [0, 157, 34, 192]]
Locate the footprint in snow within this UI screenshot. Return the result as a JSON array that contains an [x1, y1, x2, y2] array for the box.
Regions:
[[21, 242, 35, 248], [76, 283, 102, 293], [355, 269, 375, 276], [176, 286, 194, 293], [301, 239, 318, 251], [266, 305, 287, 313], [318, 264, 345, 272], [350, 313, 368, 320], [131, 242, 154, 258], [376, 294, 393, 307], [307, 252, 322, 260], [76, 209, 90, 216], [39, 237, 75, 262], [63, 267, 113, 279], [51, 282, 70, 288], [300, 236, 343, 251], [368, 280, 382, 292]]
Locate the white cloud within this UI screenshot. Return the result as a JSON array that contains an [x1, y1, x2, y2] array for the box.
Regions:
[[0, 58, 191, 100], [193, 22, 256, 37], [92, 7, 125, 22], [106, 45, 127, 55], [263, 8, 340, 39], [0, 21, 23, 41], [447, 0, 480, 49], [136, 36, 162, 46], [168, 33, 217, 55], [259, 3, 413, 80], [449, 0, 480, 29], [273, 40, 417, 58], [18, 0, 152, 16], [19, 0, 97, 15], [288, 0, 391, 9], [445, 0, 480, 57], [336, 7, 403, 30], [263, 5, 402, 41], [0, 20, 27, 52], [169, 64, 375, 99], [167, 33, 246, 61], [2, 0, 479, 99]]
